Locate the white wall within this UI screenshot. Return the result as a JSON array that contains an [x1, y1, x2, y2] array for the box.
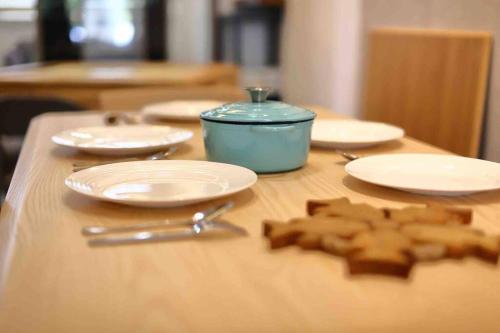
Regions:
[[281, 0, 334, 109], [330, 0, 362, 118], [167, 0, 213, 64], [281, 0, 362, 117]]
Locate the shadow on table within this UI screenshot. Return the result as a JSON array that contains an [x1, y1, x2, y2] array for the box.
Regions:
[[50, 142, 196, 163], [311, 140, 405, 154], [49, 145, 79, 159], [62, 186, 257, 224], [257, 161, 324, 182], [312, 140, 405, 167], [342, 175, 500, 205]]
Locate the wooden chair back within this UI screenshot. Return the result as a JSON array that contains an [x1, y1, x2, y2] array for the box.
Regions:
[[99, 85, 247, 111], [362, 28, 492, 157]]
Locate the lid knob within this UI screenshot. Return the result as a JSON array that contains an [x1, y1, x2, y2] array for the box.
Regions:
[[245, 87, 271, 103]]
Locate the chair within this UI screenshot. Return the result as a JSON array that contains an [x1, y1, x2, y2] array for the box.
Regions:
[[0, 96, 82, 194], [362, 28, 492, 157], [99, 85, 247, 111]]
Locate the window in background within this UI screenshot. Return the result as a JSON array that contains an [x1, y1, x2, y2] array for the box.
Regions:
[[67, 0, 144, 59], [0, 0, 36, 21], [39, 0, 165, 61]]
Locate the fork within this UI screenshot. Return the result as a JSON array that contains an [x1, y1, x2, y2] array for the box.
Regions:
[[336, 150, 361, 161], [72, 146, 177, 172], [81, 201, 234, 236], [87, 220, 248, 246]]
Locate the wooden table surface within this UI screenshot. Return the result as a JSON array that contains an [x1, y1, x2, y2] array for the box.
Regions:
[[0, 62, 238, 109], [0, 108, 499, 333]]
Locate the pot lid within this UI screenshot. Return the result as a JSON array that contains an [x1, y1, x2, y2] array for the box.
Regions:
[[200, 87, 316, 124]]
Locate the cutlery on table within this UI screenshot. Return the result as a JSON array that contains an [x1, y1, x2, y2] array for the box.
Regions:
[[336, 150, 361, 161], [85, 201, 247, 246], [82, 201, 234, 236], [72, 146, 177, 172], [87, 219, 248, 247], [104, 112, 141, 125]]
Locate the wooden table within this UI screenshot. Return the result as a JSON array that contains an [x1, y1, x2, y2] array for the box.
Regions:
[[0, 108, 499, 333], [0, 62, 238, 109]]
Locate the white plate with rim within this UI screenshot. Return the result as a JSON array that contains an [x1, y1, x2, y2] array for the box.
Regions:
[[65, 160, 258, 207], [141, 100, 225, 121], [52, 125, 193, 156], [311, 119, 404, 149], [345, 153, 500, 196]]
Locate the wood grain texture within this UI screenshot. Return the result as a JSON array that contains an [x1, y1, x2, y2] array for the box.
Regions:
[[99, 85, 247, 111], [362, 28, 492, 157], [0, 62, 239, 109], [0, 108, 499, 333]]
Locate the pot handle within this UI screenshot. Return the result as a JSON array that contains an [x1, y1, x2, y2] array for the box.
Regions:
[[250, 125, 296, 132], [246, 87, 271, 103]]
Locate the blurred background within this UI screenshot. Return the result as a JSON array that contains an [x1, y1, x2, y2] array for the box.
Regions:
[[0, 0, 284, 91], [0, 0, 499, 198]]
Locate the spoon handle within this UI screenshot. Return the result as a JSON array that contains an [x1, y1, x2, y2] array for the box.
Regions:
[[81, 218, 193, 236], [88, 229, 197, 246], [336, 150, 360, 161], [81, 201, 234, 236]]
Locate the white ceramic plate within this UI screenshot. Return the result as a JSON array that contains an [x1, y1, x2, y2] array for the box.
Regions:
[[345, 153, 500, 196], [311, 120, 404, 149], [65, 160, 258, 207], [52, 125, 193, 156], [141, 100, 225, 121]]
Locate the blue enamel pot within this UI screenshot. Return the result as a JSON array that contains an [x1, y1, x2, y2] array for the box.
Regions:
[[200, 87, 316, 173]]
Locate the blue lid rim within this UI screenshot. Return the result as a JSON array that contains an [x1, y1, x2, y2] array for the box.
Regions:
[[200, 101, 316, 123], [199, 116, 315, 125]]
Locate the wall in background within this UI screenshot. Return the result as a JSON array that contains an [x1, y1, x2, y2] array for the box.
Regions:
[[330, 0, 362, 118], [362, 0, 500, 161], [281, 0, 361, 117], [167, 0, 213, 64], [281, 0, 333, 108]]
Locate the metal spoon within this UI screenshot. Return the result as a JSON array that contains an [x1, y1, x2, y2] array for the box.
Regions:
[[86, 202, 247, 247], [81, 201, 234, 236], [87, 219, 247, 247], [336, 150, 361, 161], [72, 146, 177, 172], [104, 112, 141, 126]]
